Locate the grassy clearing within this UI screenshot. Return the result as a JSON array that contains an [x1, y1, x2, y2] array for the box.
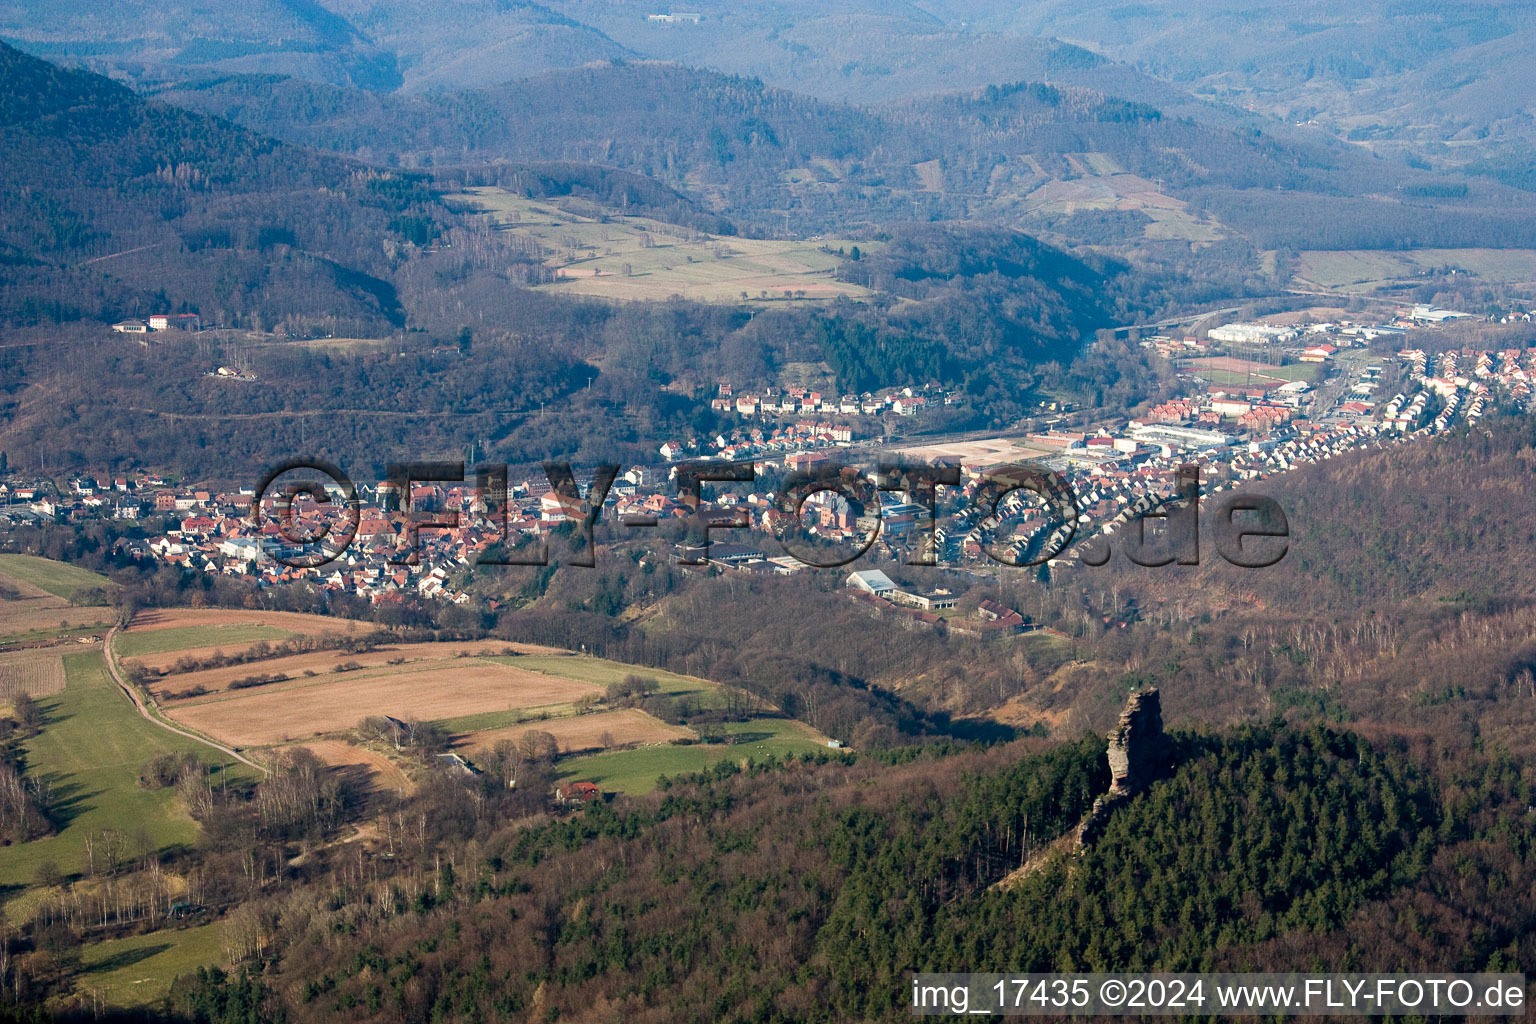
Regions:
[[113, 624, 293, 658], [77, 921, 224, 1006], [1141, 207, 1225, 242], [456, 708, 691, 756], [456, 189, 874, 304], [0, 555, 114, 602], [0, 651, 250, 890], [557, 719, 834, 795]]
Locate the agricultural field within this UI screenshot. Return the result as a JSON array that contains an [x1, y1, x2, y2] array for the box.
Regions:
[[0, 554, 115, 602], [485, 654, 718, 701], [556, 719, 837, 795], [114, 609, 832, 799], [114, 624, 295, 659], [0, 648, 67, 700], [140, 640, 534, 701], [0, 650, 252, 890], [163, 658, 605, 747], [1295, 248, 1536, 292], [456, 188, 874, 303], [0, 555, 114, 644], [117, 608, 369, 670]]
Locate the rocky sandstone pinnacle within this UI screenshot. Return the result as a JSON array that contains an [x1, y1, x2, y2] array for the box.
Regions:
[[1077, 688, 1167, 847]]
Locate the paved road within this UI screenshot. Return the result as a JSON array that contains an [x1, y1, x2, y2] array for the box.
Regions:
[[102, 623, 268, 775], [1112, 305, 1245, 334]]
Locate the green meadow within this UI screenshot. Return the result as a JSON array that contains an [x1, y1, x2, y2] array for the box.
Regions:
[[0, 651, 250, 891], [76, 922, 225, 1006], [557, 719, 837, 795], [0, 554, 115, 601], [112, 624, 293, 658]]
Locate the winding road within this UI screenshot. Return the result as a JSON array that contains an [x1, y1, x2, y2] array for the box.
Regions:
[[102, 623, 269, 775]]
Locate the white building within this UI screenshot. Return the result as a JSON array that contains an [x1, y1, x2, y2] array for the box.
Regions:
[[846, 569, 896, 596], [1208, 323, 1295, 345]]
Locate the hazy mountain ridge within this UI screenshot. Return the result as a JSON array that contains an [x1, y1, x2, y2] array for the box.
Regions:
[[932, 0, 1536, 159], [7, 0, 1533, 163], [142, 61, 1534, 252]]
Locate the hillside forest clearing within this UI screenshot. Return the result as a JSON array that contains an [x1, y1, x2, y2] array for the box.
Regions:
[[457, 188, 876, 303], [74, 922, 225, 1008], [555, 718, 836, 794]]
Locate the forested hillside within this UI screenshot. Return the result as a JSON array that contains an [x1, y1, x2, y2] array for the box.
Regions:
[[0, 220, 1120, 475], [0, 0, 1257, 110], [0, 42, 446, 330], [9, 0, 1532, 169], [158, 721, 1533, 1023]]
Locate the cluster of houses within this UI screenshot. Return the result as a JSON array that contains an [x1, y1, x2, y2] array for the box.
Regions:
[[6, 337, 1536, 609], [700, 382, 950, 423], [659, 420, 855, 463]]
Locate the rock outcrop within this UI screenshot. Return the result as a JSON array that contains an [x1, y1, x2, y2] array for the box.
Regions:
[[1077, 688, 1167, 847], [1105, 687, 1165, 796]]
